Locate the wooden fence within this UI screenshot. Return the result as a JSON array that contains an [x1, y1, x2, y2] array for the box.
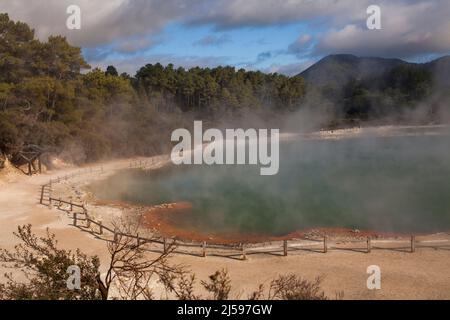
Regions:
[[39, 159, 450, 260]]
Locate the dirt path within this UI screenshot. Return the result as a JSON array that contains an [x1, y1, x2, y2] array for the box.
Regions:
[[1, 157, 450, 299], [0, 165, 111, 261]]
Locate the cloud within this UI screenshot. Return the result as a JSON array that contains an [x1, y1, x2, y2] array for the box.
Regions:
[[312, 1, 450, 59], [193, 34, 231, 47], [288, 34, 313, 57], [186, 0, 366, 29], [114, 36, 157, 54], [1, 0, 450, 70], [240, 50, 284, 69], [0, 0, 368, 47], [257, 51, 272, 62], [0, 0, 185, 48], [263, 61, 315, 76]]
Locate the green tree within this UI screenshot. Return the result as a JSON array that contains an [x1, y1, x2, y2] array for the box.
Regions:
[[385, 65, 432, 101], [105, 65, 119, 77]]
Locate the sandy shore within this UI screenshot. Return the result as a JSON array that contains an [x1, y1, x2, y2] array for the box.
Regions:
[[282, 124, 450, 141], [1, 125, 450, 299]]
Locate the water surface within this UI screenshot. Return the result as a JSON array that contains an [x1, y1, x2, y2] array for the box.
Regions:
[[90, 134, 450, 236]]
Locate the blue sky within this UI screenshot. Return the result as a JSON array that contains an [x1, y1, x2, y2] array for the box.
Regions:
[[82, 20, 319, 75], [2, 0, 450, 76]]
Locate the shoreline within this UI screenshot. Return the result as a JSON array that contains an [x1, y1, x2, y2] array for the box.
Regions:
[[282, 124, 450, 141], [93, 197, 449, 245]]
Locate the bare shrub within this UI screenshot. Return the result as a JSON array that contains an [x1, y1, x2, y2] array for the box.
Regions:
[[249, 274, 342, 300], [160, 272, 199, 300], [0, 224, 101, 300], [97, 219, 184, 300], [201, 269, 232, 300], [0, 223, 185, 300], [269, 274, 327, 300]]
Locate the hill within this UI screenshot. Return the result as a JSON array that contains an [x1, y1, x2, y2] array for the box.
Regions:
[[299, 54, 450, 89], [424, 56, 450, 88]]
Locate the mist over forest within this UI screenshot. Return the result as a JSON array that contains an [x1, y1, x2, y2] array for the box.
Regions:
[[1, 13, 449, 165]]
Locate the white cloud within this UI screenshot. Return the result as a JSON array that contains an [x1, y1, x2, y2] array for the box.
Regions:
[[0, 0, 370, 48], [186, 0, 366, 29], [0, 0, 185, 47], [263, 60, 315, 76], [313, 1, 450, 58], [288, 34, 313, 56], [1, 0, 449, 66]]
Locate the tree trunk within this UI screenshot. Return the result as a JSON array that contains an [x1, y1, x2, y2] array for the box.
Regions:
[[96, 274, 109, 300]]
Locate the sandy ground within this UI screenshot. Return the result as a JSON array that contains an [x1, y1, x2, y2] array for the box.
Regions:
[[1, 126, 450, 300], [0, 162, 120, 260]]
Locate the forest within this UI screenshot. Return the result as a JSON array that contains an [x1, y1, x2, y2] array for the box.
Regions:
[[0, 13, 447, 164]]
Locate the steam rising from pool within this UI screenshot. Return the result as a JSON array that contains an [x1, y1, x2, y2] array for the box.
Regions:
[[90, 130, 450, 237]]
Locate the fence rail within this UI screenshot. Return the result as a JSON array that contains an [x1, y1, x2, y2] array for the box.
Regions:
[[39, 158, 450, 260]]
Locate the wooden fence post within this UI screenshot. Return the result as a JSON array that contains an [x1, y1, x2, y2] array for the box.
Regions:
[[163, 238, 167, 254], [411, 235, 415, 253], [323, 236, 328, 253], [241, 243, 247, 260], [40, 185, 45, 204], [98, 221, 103, 235], [367, 237, 371, 253], [283, 240, 288, 256], [73, 212, 77, 227], [202, 241, 207, 257], [136, 234, 140, 246]]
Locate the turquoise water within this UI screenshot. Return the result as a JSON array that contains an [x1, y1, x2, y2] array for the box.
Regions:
[[90, 135, 450, 236]]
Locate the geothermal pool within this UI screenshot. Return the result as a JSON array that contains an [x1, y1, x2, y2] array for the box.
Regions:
[[90, 132, 450, 238]]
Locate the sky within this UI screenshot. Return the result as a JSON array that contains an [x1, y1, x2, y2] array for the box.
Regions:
[[1, 0, 450, 76]]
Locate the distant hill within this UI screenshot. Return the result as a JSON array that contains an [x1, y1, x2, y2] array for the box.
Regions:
[[299, 54, 450, 89], [424, 56, 450, 88]]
